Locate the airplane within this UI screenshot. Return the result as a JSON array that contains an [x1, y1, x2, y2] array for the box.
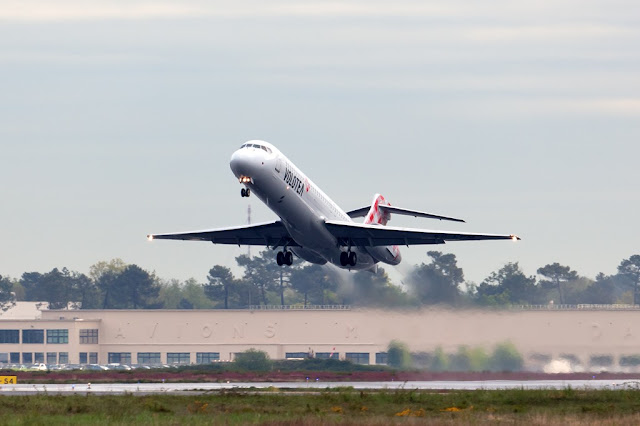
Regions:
[[148, 140, 519, 271]]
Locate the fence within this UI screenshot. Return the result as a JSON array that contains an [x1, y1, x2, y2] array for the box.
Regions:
[[246, 305, 351, 311]]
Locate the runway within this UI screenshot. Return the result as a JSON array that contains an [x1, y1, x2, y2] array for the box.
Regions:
[[2, 379, 639, 395]]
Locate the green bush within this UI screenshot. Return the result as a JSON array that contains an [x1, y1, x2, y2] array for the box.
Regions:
[[589, 355, 613, 366], [469, 347, 490, 371], [430, 346, 449, 371], [489, 341, 523, 372], [273, 358, 384, 372], [411, 352, 433, 369], [387, 340, 412, 369], [619, 354, 640, 367], [234, 349, 272, 372], [438, 346, 489, 372]]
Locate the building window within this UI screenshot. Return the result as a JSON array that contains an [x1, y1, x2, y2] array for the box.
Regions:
[[345, 352, 370, 365], [79, 352, 87, 364], [375, 352, 388, 365], [10, 353, 20, 363], [22, 353, 33, 363], [33, 352, 44, 363], [59, 352, 68, 364], [47, 329, 69, 344], [47, 352, 57, 364], [79, 329, 98, 344], [167, 353, 190, 364], [0, 353, 8, 363], [285, 352, 308, 359], [137, 352, 161, 364], [0, 330, 19, 344], [196, 352, 220, 364], [316, 352, 339, 360], [108, 353, 132, 364], [89, 352, 98, 364], [22, 329, 44, 344]]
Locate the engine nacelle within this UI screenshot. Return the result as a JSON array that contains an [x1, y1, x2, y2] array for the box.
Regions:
[[365, 245, 401, 265]]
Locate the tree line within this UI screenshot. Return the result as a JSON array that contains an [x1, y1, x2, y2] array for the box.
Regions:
[[1, 253, 638, 311]]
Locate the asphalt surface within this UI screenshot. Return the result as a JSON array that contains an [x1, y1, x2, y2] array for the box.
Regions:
[[1, 379, 640, 395]]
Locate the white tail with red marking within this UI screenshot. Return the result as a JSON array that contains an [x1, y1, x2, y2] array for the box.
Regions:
[[364, 194, 391, 226], [362, 194, 402, 266]]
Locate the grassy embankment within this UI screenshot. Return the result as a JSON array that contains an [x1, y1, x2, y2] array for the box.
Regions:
[[2, 388, 640, 424]]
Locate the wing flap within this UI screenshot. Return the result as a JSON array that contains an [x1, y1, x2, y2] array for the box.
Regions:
[[148, 220, 298, 247], [324, 220, 519, 247]]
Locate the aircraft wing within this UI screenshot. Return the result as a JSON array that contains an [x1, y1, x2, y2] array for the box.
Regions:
[[148, 220, 299, 247], [324, 220, 519, 247]]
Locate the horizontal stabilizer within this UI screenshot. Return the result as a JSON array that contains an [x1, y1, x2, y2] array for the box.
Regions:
[[380, 205, 465, 223], [345, 206, 370, 218], [346, 205, 465, 223]]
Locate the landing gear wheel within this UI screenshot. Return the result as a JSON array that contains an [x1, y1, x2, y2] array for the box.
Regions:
[[245, 188, 250, 197], [348, 251, 357, 266], [276, 251, 284, 266], [284, 251, 293, 266], [340, 251, 349, 267], [241, 188, 251, 197]]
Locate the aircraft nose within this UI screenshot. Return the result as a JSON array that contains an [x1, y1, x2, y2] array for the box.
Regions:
[[230, 147, 264, 178], [229, 149, 248, 177]]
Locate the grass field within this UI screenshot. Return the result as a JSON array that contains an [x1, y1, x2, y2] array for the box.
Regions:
[[2, 388, 640, 424]]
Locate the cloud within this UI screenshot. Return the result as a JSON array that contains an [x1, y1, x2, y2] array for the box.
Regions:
[[430, 97, 640, 120], [3, 0, 638, 24], [462, 24, 637, 43], [0, 3, 197, 21], [569, 98, 640, 116], [0, 1, 461, 21]]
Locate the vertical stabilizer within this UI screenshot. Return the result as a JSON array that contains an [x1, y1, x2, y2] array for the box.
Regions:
[[363, 194, 391, 226]]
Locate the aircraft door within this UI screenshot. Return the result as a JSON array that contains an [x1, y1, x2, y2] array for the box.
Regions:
[[275, 157, 282, 173]]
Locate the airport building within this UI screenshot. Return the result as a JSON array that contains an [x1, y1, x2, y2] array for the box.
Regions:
[[1, 302, 640, 370]]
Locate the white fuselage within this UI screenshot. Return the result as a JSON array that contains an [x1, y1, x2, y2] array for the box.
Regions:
[[229, 141, 400, 270]]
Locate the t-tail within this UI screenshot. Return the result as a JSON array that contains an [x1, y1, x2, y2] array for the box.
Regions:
[[363, 194, 392, 226], [363, 194, 402, 266]]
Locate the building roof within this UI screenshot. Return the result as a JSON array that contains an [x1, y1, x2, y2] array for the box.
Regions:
[[0, 301, 49, 320]]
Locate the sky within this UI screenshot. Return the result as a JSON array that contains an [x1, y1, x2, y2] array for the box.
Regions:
[[2, 0, 639, 286]]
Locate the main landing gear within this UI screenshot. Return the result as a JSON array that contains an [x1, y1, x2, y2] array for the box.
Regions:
[[241, 188, 251, 197], [340, 250, 357, 267], [276, 250, 293, 266]]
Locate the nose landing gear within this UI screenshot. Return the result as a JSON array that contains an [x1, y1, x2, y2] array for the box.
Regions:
[[276, 250, 293, 266], [241, 188, 251, 197]]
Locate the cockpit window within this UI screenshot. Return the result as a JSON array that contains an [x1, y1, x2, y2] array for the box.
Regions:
[[240, 143, 271, 153]]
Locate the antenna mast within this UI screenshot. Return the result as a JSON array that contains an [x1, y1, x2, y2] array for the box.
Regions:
[[247, 204, 251, 257]]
